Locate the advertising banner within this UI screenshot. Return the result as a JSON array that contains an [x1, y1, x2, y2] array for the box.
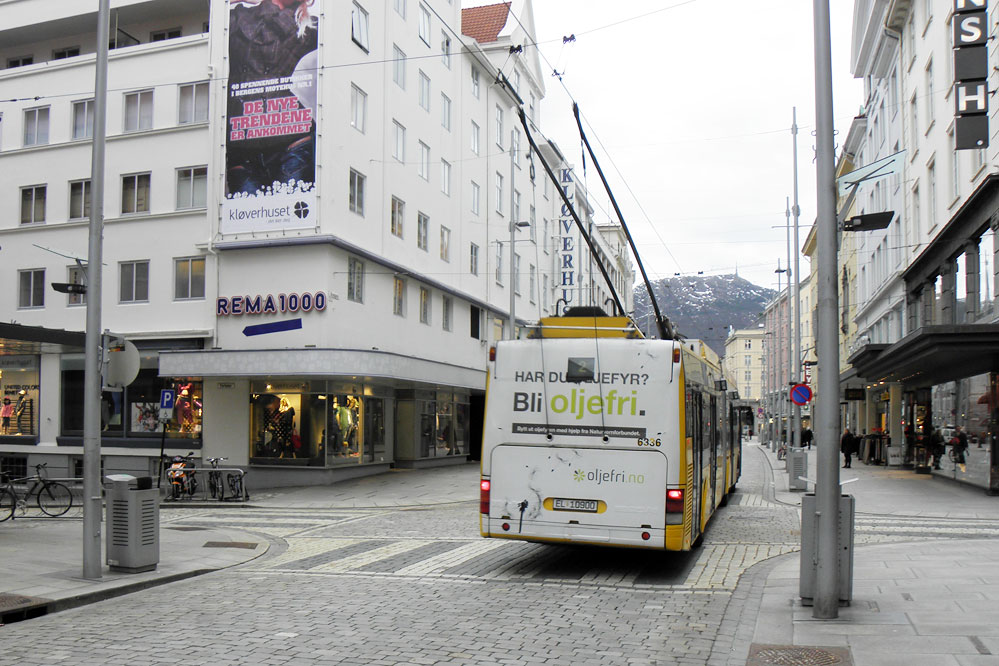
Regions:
[[222, 0, 320, 234]]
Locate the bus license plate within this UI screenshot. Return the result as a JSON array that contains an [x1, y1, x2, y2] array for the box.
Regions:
[[552, 498, 599, 513]]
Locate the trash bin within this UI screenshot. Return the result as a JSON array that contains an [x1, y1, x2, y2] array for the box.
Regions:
[[788, 448, 809, 491], [104, 474, 159, 573], [799, 493, 854, 606]]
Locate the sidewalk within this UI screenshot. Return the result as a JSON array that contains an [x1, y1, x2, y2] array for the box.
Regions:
[[743, 438, 999, 666]]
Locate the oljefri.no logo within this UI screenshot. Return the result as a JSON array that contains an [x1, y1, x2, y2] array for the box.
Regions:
[[573, 468, 645, 485]]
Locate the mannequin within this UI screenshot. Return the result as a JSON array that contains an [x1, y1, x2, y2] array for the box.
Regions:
[[277, 397, 296, 458], [14, 390, 27, 434], [0, 397, 13, 435]]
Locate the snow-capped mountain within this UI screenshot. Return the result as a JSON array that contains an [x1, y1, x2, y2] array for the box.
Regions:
[[632, 274, 775, 356]]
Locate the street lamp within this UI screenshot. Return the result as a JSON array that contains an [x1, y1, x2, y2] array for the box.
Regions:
[[775, 264, 788, 445]]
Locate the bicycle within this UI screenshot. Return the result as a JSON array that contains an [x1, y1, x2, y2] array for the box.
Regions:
[[207, 457, 227, 500], [227, 470, 248, 501], [0, 463, 73, 521]]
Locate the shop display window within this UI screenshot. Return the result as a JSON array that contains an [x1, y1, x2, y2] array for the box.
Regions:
[[127, 370, 202, 438], [1, 356, 40, 438], [418, 392, 466, 457], [249, 382, 386, 467]]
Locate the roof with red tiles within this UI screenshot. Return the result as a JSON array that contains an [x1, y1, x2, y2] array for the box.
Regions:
[[461, 2, 511, 43]]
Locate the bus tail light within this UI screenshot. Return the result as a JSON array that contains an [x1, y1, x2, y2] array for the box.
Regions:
[[666, 488, 684, 516], [672, 347, 681, 363], [480, 479, 491, 514], [489, 346, 496, 362]]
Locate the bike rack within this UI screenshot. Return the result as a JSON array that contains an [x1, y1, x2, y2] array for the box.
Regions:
[[159, 467, 249, 502]]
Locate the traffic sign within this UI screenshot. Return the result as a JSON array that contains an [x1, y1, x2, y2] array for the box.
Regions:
[[160, 389, 175, 410], [790, 383, 813, 406]]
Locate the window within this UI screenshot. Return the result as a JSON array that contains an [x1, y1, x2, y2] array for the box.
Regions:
[[529, 206, 536, 241], [471, 67, 480, 98], [69, 180, 91, 220], [417, 212, 429, 251], [495, 173, 503, 214], [513, 254, 521, 294], [349, 168, 365, 215], [393, 121, 406, 161], [350, 84, 367, 132], [178, 82, 208, 124], [419, 286, 431, 324], [122, 173, 151, 214], [513, 190, 521, 225], [543, 275, 548, 310], [419, 5, 431, 45], [470, 305, 481, 338], [124, 90, 153, 132], [440, 93, 451, 130], [744, 371, 752, 383], [394, 0, 406, 18], [72, 99, 94, 139], [20, 185, 46, 224], [348, 257, 364, 303], [440, 226, 451, 261], [442, 295, 452, 331], [529, 93, 536, 122], [67, 265, 86, 306], [441, 159, 451, 195], [927, 161, 936, 229], [174, 257, 205, 300], [744, 355, 751, 366], [924, 60, 934, 127], [119, 261, 149, 303], [352, 2, 369, 51], [7, 55, 33, 68], [495, 105, 504, 147], [471, 120, 480, 154], [176, 166, 207, 209], [393, 277, 406, 316], [391, 196, 405, 237], [441, 30, 451, 68], [419, 71, 431, 111], [471, 181, 480, 215], [23, 107, 49, 146], [470, 243, 479, 276], [418, 141, 430, 180], [909, 93, 918, 152], [529, 264, 536, 303], [18, 269, 45, 309], [393, 46, 406, 88], [950, 130, 960, 201], [53, 46, 80, 59], [744, 339, 752, 350], [512, 129, 520, 162], [543, 219, 549, 253], [495, 243, 503, 283], [150, 28, 181, 41]]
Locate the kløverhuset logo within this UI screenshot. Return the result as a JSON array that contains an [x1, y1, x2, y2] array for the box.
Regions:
[[294, 201, 310, 219]]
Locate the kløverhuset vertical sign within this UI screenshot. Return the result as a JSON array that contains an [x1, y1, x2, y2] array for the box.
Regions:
[[953, 0, 989, 150], [223, 0, 320, 233]]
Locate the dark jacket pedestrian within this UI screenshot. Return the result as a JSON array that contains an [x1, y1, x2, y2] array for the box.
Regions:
[[840, 428, 857, 468], [928, 426, 945, 469], [801, 428, 813, 449]]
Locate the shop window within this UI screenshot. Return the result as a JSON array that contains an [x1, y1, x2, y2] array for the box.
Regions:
[[0, 456, 27, 479], [127, 371, 202, 438], [1, 356, 40, 438], [418, 396, 464, 457]]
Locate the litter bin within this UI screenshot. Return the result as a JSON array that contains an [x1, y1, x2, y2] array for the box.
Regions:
[[104, 474, 159, 573], [787, 447, 809, 491]]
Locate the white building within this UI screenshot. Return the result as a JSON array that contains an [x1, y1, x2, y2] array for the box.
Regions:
[[0, 0, 633, 487]]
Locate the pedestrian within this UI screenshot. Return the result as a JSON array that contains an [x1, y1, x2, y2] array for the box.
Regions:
[[952, 425, 968, 467], [801, 427, 813, 449], [929, 425, 945, 469], [840, 428, 857, 468]]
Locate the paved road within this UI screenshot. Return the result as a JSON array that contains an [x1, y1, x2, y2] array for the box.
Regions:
[[1, 445, 996, 665]]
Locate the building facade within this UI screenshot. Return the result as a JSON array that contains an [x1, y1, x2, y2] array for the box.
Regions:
[[0, 0, 633, 487]]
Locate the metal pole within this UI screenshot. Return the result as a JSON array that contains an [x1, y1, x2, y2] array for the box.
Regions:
[[509, 129, 516, 339], [792, 107, 803, 450], [83, 0, 111, 580], [785, 200, 794, 447], [775, 262, 783, 447], [812, 0, 842, 619]]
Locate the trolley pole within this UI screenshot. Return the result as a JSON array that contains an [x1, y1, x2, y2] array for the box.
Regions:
[[792, 108, 803, 451], [83, 0, 111, 580], [811, 0, 843, 619]]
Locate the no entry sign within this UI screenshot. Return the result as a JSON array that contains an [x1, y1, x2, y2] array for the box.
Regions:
[[790, 383, 813, 406]]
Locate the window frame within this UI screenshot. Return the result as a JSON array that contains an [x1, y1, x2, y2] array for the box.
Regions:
[[391, 196, 405, 238], [347, 257, 365, 303], [175, 166, 208, 210], [69, 179, 91, 220], [393, 276, 406, 316], [418, 141, 430, 180], [419, 285, 431, 324], [495, 105, 504, 147], [178, 81, 209, 125], [18, 268, 45, 309], [418, 4, 431, 45], [67, 264, 86, 306], [441, 159, 451, 196], [442, 295, 452, 331], [441, 30, 452, 68], [20, 184, 47, 225], [352, 1, 370, 51], [418, 70, 431, 111], [72, 99, 94, 140], [123, 89, 153, 133], [393, 120, 406, 161], [23, 106, 50, 146], [470, 120, 480, 155], [350, 83, 367, 133], [440, 226, 451, 262], [121, 172, 151, 215], [470, 243, 479, 276], [440, 93, 451, 130], [393, 45, 406, 88], [349, 168, 366, 215], [174, 256, 206, 301], [119, 260, 150, 304], [417, 212, 429, 251]]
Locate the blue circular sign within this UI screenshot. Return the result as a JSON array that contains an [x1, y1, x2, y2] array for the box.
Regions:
[[790, 383, 812, 406]]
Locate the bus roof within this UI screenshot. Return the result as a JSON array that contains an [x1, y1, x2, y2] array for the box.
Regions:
[[527, 316, 644, 340]]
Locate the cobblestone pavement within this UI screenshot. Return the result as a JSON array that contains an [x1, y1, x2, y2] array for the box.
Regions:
[[2, 448, 997, 665]]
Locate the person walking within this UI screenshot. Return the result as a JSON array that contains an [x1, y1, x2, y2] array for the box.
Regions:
[[801, 427, 813, 449], [928, 425, 945, 470], [841, 428, 857, 468]]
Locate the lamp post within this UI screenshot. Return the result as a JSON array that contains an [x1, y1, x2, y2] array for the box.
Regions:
[[775, 263, 788, 446]]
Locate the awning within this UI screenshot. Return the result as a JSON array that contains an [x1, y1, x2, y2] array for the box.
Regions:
[[0, 323, 86, 356], [847, 324, 999, 388]]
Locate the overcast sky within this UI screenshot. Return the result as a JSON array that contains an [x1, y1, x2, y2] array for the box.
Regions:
[[525, 0, 864, 293]]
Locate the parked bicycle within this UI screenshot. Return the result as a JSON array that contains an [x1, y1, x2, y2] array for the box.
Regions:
[[207, 457, 227, 500], [0, 463, 74, 521], [227, 470, 248, 502]]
